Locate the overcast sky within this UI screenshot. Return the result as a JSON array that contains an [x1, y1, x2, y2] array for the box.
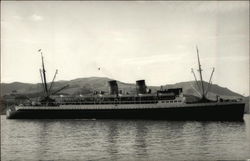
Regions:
[[1, 1, 249, 95]]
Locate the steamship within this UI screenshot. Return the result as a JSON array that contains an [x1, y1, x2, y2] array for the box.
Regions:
[[6, 48, 245, 121]]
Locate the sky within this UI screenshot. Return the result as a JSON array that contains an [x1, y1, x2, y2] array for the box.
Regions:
[[1, 1, 249, 95]]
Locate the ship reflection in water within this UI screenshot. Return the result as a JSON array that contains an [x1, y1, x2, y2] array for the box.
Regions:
[[1, 115, 250, 160]]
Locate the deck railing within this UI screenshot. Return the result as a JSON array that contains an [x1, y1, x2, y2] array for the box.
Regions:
[[59, 99, 159, 105]]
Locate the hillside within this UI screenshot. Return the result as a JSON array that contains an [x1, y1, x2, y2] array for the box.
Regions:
[[1, 77, 248, 114], [0, 77, 243, 97], [244, 96, 249, 113], [163, 81, 242, 99]]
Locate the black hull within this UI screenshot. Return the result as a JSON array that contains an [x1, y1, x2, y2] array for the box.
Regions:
[[7, 103, 245, 121]]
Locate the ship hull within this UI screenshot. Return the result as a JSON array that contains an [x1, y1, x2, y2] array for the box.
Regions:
[[7, 103, 245, 121]]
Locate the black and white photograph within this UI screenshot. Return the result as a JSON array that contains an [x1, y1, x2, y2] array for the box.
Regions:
[[1, 1, 249, 160]]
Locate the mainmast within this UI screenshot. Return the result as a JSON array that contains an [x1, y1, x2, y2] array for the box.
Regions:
[[205, 67, 215, 96], [196, 46, 205, 99], [191, 68, 201, 93]]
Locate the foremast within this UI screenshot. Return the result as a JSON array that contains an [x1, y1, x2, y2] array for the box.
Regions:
[[37, 49, 69, 106], [39, 50, 49, 97]]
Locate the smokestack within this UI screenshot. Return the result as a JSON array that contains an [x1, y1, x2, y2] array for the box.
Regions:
[[108, 80, 119, 95], [136, 80, 147, 94]]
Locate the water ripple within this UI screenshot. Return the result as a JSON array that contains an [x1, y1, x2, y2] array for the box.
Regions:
[[1, 115, 250, 160]]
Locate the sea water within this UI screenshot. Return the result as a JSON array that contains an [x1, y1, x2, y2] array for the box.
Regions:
[[1, 115, 250, 160]]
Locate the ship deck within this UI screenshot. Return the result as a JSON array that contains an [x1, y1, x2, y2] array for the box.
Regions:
[[7, 101, 245, 121], [14, 101, 244, 111]]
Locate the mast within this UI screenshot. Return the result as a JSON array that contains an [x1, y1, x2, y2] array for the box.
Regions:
[[191, 68, 201, 93], [196, 46, 205, 99], [48, 69, 58, 94], [205, 67, 215, 96], [38, 49, 49, 97], [39, 69, 46, 95]]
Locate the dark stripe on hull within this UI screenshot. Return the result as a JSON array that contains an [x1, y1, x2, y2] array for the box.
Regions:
[[7, 103, 245, 121]]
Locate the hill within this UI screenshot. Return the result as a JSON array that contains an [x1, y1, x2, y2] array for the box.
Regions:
[[1, 77, 248, 114], [0, 77, 243, 97], [163, 81, 242, 99]]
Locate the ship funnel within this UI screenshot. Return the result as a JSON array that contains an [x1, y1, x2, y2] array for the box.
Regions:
[[108, 80, 119, 95], [136, 80, 147, 94]]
